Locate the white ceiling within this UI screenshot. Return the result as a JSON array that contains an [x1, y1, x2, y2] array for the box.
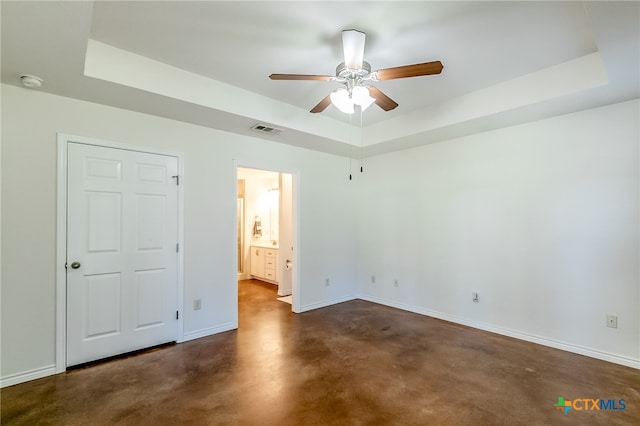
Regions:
[[2, 1, 639, 157]]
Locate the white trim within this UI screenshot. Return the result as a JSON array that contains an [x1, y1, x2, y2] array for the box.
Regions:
[[291, 172, 301, 314], [237, 272, 251, 281], [300, 295, 358, 313], [182, 322, 237, 343], [231, 163, 241, 329], [1, 365, 57, 388], [176, 153, 185, 343], [358, 293, 640, 370], [56, 133, 185, 371], [55, 136, 68, 373]]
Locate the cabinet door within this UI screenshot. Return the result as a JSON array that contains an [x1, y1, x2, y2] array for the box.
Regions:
[[250, 247, 264, 278]]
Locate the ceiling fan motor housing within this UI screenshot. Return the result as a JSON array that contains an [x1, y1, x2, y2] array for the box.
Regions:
[[335, 61, 372, 82]]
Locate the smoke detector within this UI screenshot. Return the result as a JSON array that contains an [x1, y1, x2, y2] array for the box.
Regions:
[[20, 74, 43, 88]]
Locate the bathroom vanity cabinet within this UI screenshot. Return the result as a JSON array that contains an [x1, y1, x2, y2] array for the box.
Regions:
[[250, 245, 278, 283]]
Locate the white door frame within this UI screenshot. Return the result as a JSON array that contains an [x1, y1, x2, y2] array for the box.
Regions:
[[234, 160, 301, 314], [55, 133, 185, 373]]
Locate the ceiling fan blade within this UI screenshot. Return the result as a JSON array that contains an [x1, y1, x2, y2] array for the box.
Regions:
[[269, 74, 333, 81], [342, 29, 366, 70], [375, 61, 443, 80], [310, 95, 332, 113], [368, 87, 399, 111]]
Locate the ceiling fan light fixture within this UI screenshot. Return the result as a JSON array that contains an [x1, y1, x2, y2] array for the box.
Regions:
[[352, 85, 375, 111], [330, 88, 354, 114]]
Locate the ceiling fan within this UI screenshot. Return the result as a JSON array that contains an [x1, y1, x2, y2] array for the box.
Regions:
[[269, 29, 443, 114]]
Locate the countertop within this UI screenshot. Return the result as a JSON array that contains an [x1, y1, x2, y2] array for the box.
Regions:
[[251, 242, 279, 249]]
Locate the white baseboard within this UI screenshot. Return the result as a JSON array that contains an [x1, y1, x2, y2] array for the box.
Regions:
[[300, 294, 357, 312], [180, 322, 237, 343], [1, 364, 57, 388], [5, 296, 635, 389], [358, 293, 640, 370], [3, 323, 238, 387]]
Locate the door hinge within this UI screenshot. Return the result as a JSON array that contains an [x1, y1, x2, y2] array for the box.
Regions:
[[171, 175, 179, 185], [176, 310, 179, 320], [176, 243, 179, 253]]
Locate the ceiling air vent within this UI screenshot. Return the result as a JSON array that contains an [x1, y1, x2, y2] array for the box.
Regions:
[[250, 124, 282, 135]]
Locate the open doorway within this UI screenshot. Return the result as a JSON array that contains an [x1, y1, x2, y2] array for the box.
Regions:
[[237, 167, 295, 311]]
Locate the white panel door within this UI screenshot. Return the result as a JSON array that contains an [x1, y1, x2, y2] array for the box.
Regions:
[[66, 143, 179, 366]]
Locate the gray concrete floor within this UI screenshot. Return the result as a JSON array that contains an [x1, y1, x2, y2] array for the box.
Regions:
[[2, 279, 639, 425]]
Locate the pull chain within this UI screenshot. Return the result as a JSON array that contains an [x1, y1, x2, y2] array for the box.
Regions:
[[360, 108, 364, 173], [348, 113, 353, 180]]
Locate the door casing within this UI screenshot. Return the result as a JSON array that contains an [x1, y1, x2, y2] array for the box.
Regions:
[[56, 133, 185, 373]]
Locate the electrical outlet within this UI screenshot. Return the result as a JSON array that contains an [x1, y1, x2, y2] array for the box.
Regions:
[[472, 292, 479, 303], [393, 279, 399, 287], [371, 275, 376, 284], [325, 278, 330, 286], [607, 315, 618, 328], [194, 299, 202, 311]]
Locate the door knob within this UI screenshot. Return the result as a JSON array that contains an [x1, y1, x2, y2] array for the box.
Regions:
[[285, 259, 292, 270], [70, 261, 81, 269]]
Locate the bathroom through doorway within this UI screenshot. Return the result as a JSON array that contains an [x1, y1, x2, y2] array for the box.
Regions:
[[237, 167, 296, 310]]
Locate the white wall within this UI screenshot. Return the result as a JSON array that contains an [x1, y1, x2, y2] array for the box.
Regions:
[[358, 99, 639, 368], [1, 84, 359, 384], [2, 82, 637, 386]]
